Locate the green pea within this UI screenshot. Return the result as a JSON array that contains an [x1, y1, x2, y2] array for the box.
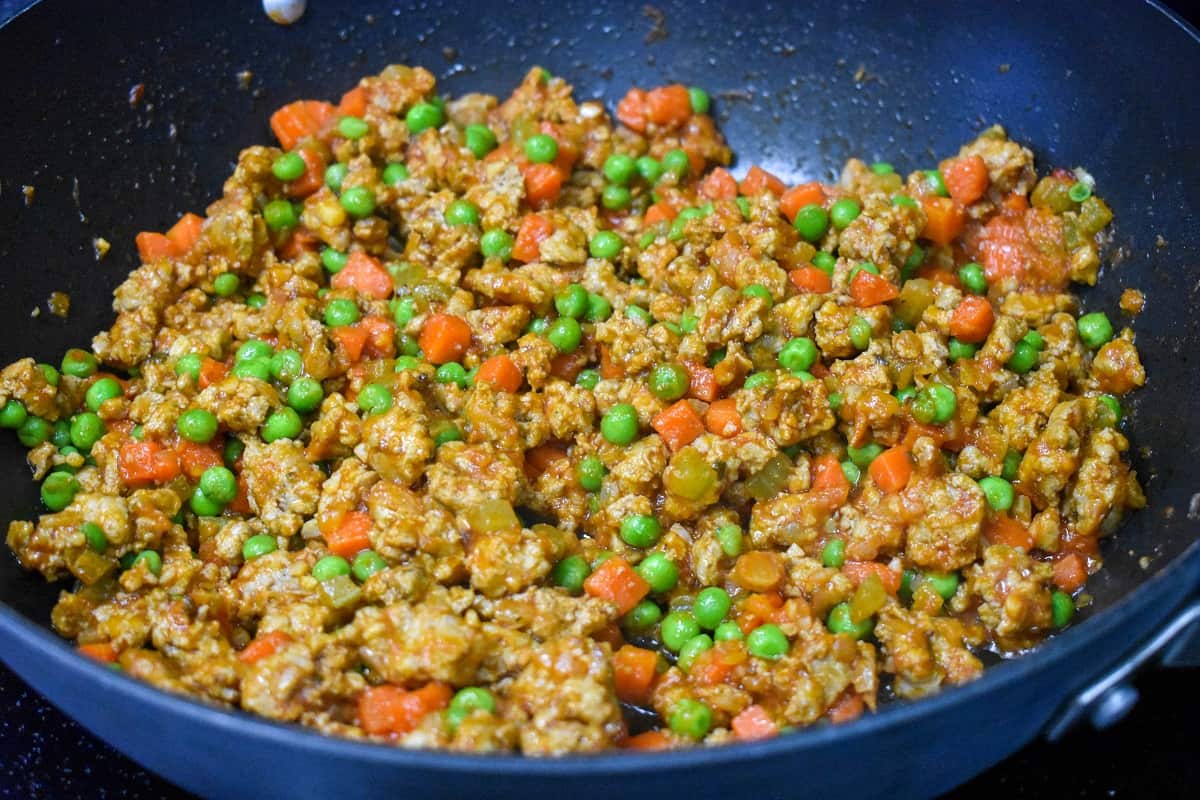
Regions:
[[176, 409, 217, 443], [958, 262, 987, 295], [233, 357, 271, 382], [287, 377, 324, 414], [841, 460, 861, 485], [554, 284, 589, 319], [245, 293, 267, 309], [396, 333, 420, 357], [668, 698, 712, 740], [821, 538, 846, 568], [242, 534, 277, 561], [224, 437, 245, 468], [524, 133, 558, 164], [662, 148, 690, 178], [775, 338, 817, 376], [336, 115, 369, 140], [51, 421, 72, 449], [624, 305, 653, 327], [321, 248, 348, 274], [405, 101, 444, 135], [912, 384, 957, 425], [585, 294, 612, 323], [444, 199, 480, 227], [742, 283, 773, 309], [661, 611, 701, 652], [793, 203, 830, 243], [949, 338, 978, 362], [601, 183, 632, 210], [434, 362, 466, 387], [324, 298, 360, 328], [381, 162, 409, 185], [577, 455, 606, 492], [352, 550, 388, 582], [923, 169, 949, 197], [687, 86, 710, 114], [267, 349, 302, 384], [339, 186, 376, 219], [434, 423, 463, 447], [677, 633, 714, 672], [197, 465, 237, 505], [1001, 450, 1022, 481], [636, 552, 679, 593], [746, 623, 790, 659], [41, 472, 79, 511], [849, 316, 872, 350], [272, 151, 306, 182], [576, 369, 600, 390], [636, 156, 663, 184], [715, 523, 743, 558], [978, 476, 1014, 512], [448, 686, 495, 721], [356, 383, 393, 416], [693, 587, 731, 630], [871, 161, 895, 175], [647, 363, 688, 402], [619, 514, 661, 548], [391, 296, 417, 328], [464, 124, 497, 159], [743, 371, 774, 391], [624, 599, 663, 632], [827, 602, 874, 639], [131, 550, 163, 576], [82, 377, 122, 414], [902, 244, 926, 281], [81, 522, 107, 553], [551, 555, 591, 594], [262, 407, 302, 442], [190, 485, 224, 516], [1077, 312, 1114, 349], [849, 261, 881, 281], [545, 317, 582, 354], [1052, 590, 1075, 627], [12, 415, 47, 448], [1006, 341, 1040, 374], [312, 555, 351, 582], [830, 198, 861, 230], [1097, 394, 1123, 427], [1068, 181, 1092, 203], [61, 349, 98, 379], [892, 194, 918, 209], [601, 403, 639, 445], [603, 153, 636, 185], [847, 442, 884, 469], [324, 162, 348, 192], [812, 251, 836, 276], [263, 199, 298, 231], [714, 621, 744, 642], [38, 363, 60, 386], [922, 571, 959, 601], [480, 229, 514, 260], [68, 412, 104, 451]]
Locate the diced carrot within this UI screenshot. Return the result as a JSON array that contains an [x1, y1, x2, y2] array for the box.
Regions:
[[740, 165, 786, 197], [943, 155, 989, 206], [948, 296, 995, 344], [358, 682, 453, 737], [869, 446, 912, 493], [700, 167, 739, 200], [523, 162, 566, 208], [736, 590, 784, 633], [651, 400, 705, 452], [682, 361, 717, 402], [228, 472, 252, 514], [598, 344, 624, 380], [849, 270, 899, 307], [732, 705, 779, 741], [1002, 192, 1030, 214], [1053, 552, 1088, 592], [177, 440, 223, 481], [624, 731, 672, 751], [645, 84, 692, 127], [682, 145, 706, 177], [358, 316, 397, 359], [789, 265, 833, 294], [513, 214, 553, 263], [198, 357, 229, 389], [917, 262, 961, 288], [688, 645, 738, 687], [269, 100, 337, 150], [615, 88, 649, 132], [613, 645, 659, 705], [524, 444, 567, 481], [643, 202, 677, 226], [779, 182, 826, 223], [118, 441, 181, 486], [734, 553, 785, 594], [920, 196, 967, 246], [549, 349, 589, 382], [984, 513, 1034, 551], [810, 362, 830, 379], [165, 213, 205, 254], [337, 86, 368, 118], [841, 561, 901, 595], [237, 631, 292, 665], [705, 397, 742, 437], [809, 452, 851, 507], [828, 692, 865, 724], [330, 325, 370, 363], [901, 420, 948, 449], [285, 148, 327, 198], [135, 232, 175, 262], [78, 642, 117, 663], [583, 557, 650, 615], [419, 313, 473, 365], [279, 228, 320, 259], [325, 511, 373, 558], [476, 353, 523, 392], [331, 251, 394, 300]]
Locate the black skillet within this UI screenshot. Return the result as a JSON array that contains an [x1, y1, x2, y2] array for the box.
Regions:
[[1, 1, 1198, 797]]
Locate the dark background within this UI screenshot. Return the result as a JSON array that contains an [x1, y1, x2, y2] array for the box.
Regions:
[[0, 1, 1196, 797]]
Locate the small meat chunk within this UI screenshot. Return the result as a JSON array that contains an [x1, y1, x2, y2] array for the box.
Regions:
[[242, 440, 323, 537], [903, 473, 986, 572]]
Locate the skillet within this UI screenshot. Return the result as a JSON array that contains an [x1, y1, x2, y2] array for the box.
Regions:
[[0, 1, 1198, 797]]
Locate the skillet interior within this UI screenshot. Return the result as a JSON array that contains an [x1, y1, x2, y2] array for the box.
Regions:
[[0, 0, 1197, 791]]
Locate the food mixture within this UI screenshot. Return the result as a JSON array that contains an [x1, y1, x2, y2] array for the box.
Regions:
[[2, 66, 1146, 752]]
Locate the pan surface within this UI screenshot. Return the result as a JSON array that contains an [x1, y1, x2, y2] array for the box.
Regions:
[[0, 1, 1198, 797]]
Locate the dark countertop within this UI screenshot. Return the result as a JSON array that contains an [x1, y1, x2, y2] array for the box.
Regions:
[[0, 1, 1196, 797]]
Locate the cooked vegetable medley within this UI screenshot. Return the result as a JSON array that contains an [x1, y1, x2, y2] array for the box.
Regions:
[[2, 65, 1147, 753]]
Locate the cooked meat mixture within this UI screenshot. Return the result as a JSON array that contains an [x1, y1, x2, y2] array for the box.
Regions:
[[2, 67, 1146, 752]]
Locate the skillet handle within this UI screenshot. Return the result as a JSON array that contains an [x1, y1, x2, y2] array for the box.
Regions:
[[1043, 597, 1200, 741]]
